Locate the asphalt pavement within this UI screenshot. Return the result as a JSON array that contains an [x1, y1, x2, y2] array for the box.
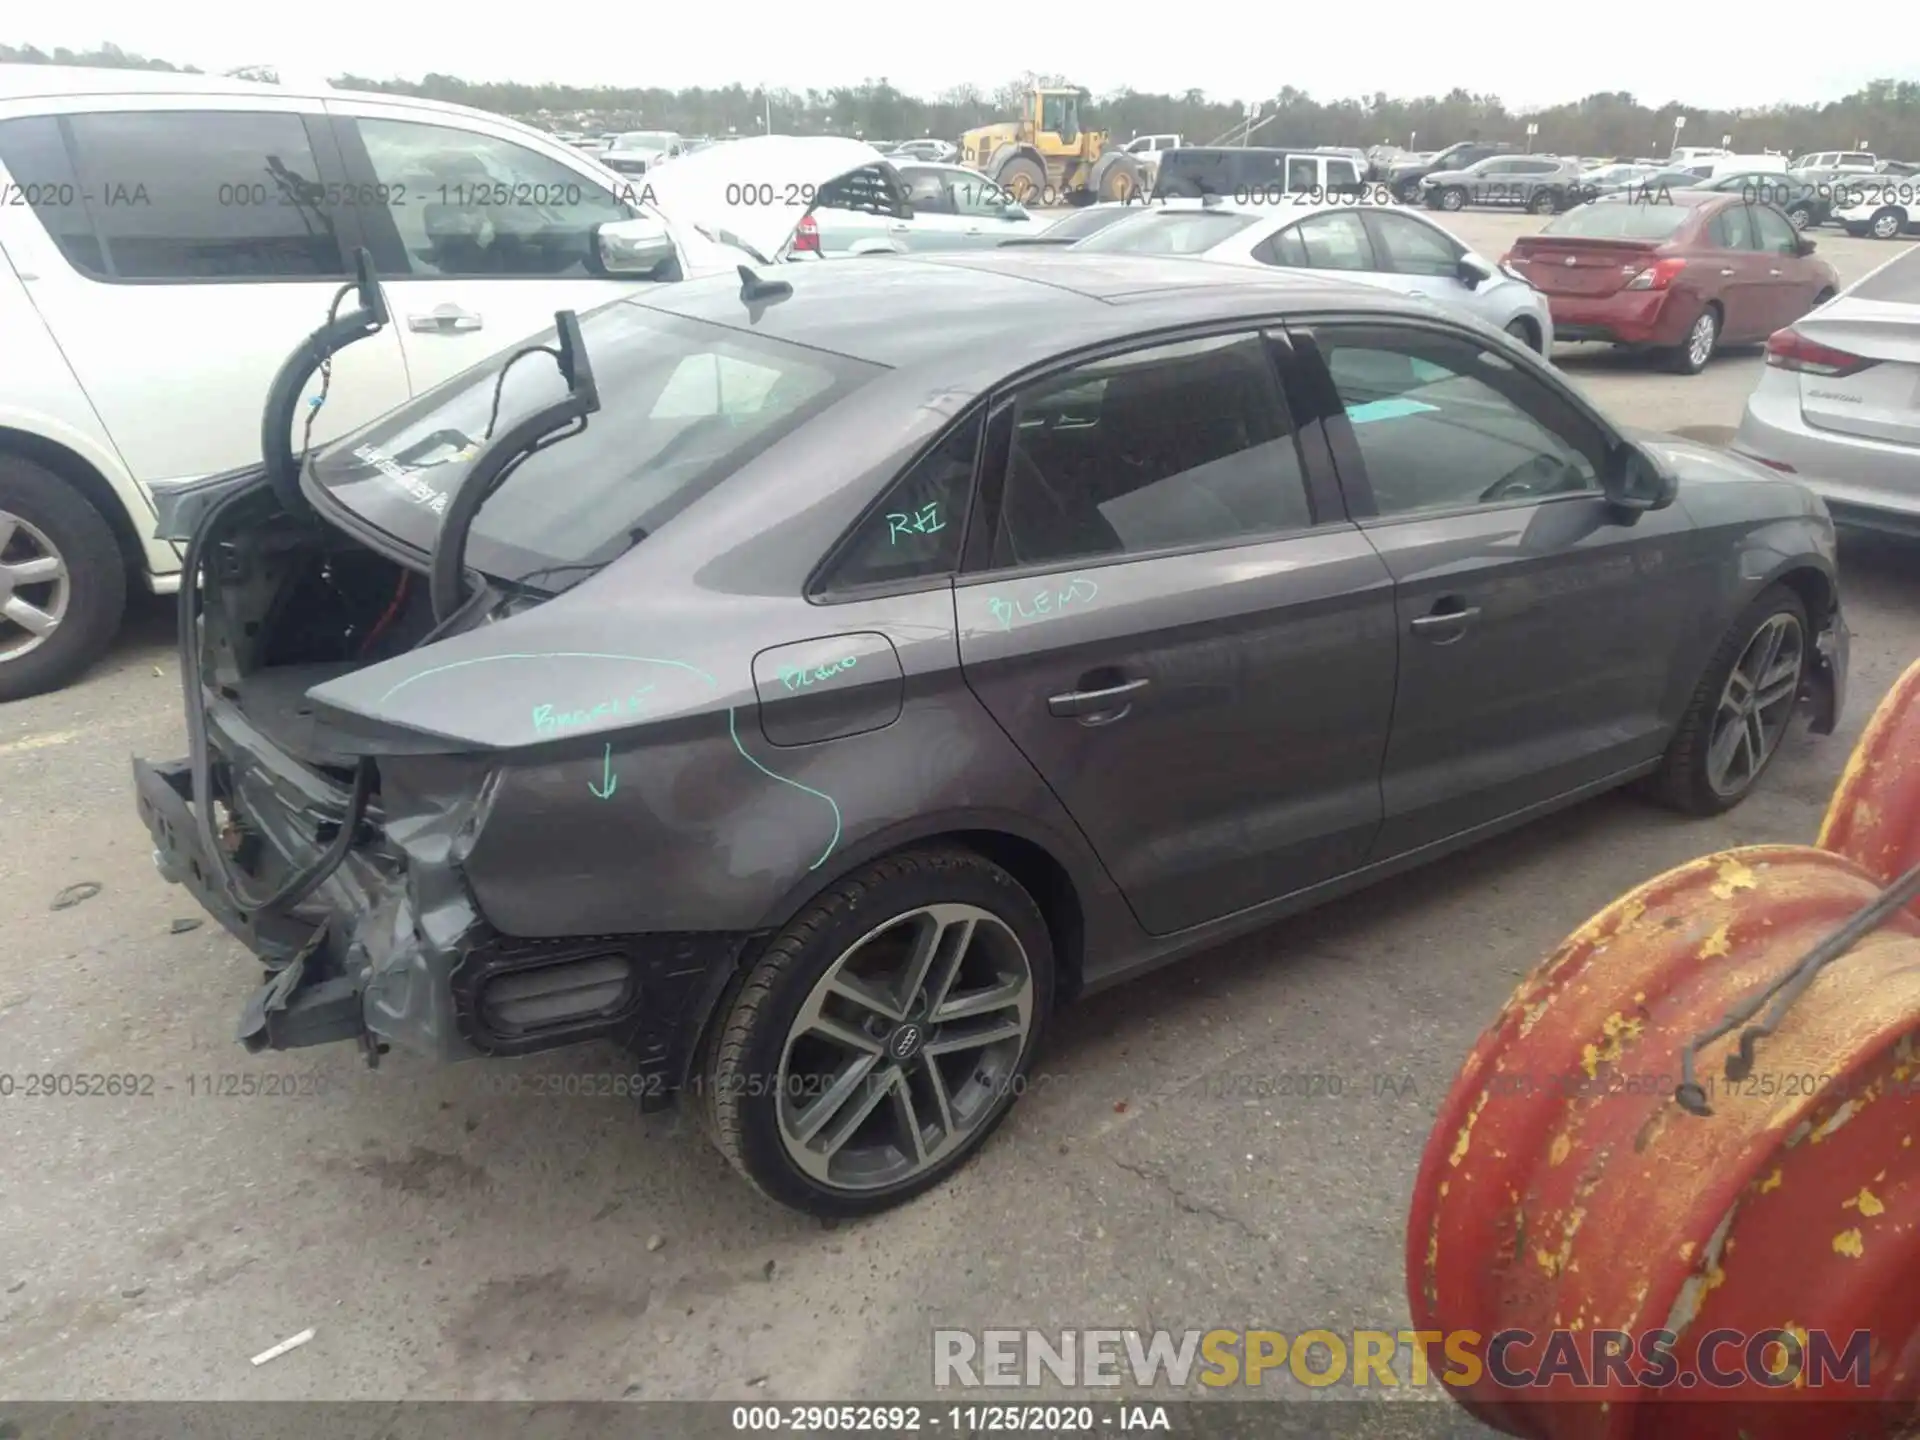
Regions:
[[2, 215, 1916, 1409]]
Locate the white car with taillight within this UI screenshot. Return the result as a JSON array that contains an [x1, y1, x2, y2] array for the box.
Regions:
[[1730, 246, 1920, 537]]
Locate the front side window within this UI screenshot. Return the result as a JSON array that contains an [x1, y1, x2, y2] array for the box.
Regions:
[[820, 413, 979, 592], [900, 167, 955, 215], [1366, 212, 1462, 277], [948, 171, 1010, 216], [21, 110, 347, 280], [1287, 157, 1317, 191], [1319, 327, 1602, 518], [353, 118, 630, 278], [1750, 204, 1800, 255], [992, 333, 1312, 569]]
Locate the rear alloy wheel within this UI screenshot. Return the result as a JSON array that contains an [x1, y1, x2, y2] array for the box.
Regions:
[[1786, 204, 1815, 230], [703, 847, 1054, 1217], [1648, 584, 1808, 815], [1667, 306, 1719, 375], [1870, 207, 1907, 239], [1438, 186, 1467, 211], [0, 455, 126, 702]]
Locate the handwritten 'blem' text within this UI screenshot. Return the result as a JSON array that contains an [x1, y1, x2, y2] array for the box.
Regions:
[[987, 575, 1100, 632], [779, 656, 858, 691]]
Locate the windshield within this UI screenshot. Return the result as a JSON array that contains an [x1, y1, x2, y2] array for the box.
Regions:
[[307, 302, 880, 587], [1544, 201, 1693, 240], [1073, 208, 1263, 254]]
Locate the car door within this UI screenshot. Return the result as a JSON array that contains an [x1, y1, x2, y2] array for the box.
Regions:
[[953, 329, 1399, 936], [1358, 211, 1472, 306], [1294, 319, 1710, 859], [1748, 202, 1821, 329], [0, 100, 410, 489], [1703, 201, 1770, 342], [327, 103, 640, 395], [941, 167, 1039, 248]]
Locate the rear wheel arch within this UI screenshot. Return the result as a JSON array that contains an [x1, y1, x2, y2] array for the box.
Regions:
[[679, 822, 1090, 1094]]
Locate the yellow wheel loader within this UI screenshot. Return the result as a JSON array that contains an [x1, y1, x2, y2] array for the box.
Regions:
[[959, 87, 1146, 206]]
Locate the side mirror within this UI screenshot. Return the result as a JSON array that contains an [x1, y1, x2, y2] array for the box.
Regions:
[[1795, 236, 1817, 256], [1604, 440, 1678, 513], [589, 217, 681, 279], [1456, 255, 1494, 289]]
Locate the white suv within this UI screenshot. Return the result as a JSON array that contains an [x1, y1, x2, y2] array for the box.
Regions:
[[0, 66, 874, 699]]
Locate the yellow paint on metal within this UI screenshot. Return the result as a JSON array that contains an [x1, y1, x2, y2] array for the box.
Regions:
[[1850, 1187, 1886, 1217], [1710, 857, 1759, 898], [1833, 1227, 1865, 1257], [1448, 1088, 1490, 1168], [1549, 1134, 1572, 1167], [1758, 1167, 1784, 1194], [1579, 1012, 1645, 1077], [1698, 922, 1733, 960]]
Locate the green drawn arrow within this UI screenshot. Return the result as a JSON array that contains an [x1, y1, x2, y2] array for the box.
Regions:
[[588, 743, 617, 800]]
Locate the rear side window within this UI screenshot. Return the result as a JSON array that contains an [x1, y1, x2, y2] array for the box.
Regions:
[[0, 116, 103, 274], [2, 110, 348, 280], [991, 332, 1312, 568], [819, 413, 980, 592]]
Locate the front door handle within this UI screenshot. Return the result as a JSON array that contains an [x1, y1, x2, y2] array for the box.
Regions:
[[1768, 268, 1783, 276], [407, 306, 483, 333], [1719, 267, 1737, 277], [1048, 677, 1150, 719], [1410, 604, 1481, 639], [888, 222, 912, 232]]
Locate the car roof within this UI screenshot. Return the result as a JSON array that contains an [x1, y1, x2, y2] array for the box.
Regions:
[[0, 63, 509, 127], [632, 250, 1414, 375]]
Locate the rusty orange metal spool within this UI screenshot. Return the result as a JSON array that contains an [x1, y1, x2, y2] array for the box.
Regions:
[[1407, 658, 1920, 1440]]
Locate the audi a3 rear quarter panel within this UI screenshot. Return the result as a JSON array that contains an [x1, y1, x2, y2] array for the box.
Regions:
[[135, 251, 1845, 1216]]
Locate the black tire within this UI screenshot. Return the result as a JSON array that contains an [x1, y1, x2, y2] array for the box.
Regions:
[[1527, 188, 1558, 215], [1813, 287, 1837, 311], [1095, 156, 1142, 203], [1504, 317, 1541, 352], [702, 846, 1055, 1218], [1665, 304, 1720, 375], [1647, 584, 1809, 816], [995, 156, 1047, 207], [0, 454, 126, 703]]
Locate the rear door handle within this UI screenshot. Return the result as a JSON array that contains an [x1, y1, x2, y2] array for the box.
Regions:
[[1719, 268, 1737, 277], [1048, 677, 1150, 719], [407, 306, 483, 333]]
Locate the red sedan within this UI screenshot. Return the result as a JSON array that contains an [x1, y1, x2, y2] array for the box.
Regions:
[[1505, 190, 1840, 374]]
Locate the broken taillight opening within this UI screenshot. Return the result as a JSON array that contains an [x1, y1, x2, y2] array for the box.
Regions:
[[1623, 257, 1688, 291], [792, 214, 821, 254], [1765, 327, 1878, 377]]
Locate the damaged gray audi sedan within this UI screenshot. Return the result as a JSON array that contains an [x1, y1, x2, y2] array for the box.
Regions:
[[137, 245, 1846, 1217]]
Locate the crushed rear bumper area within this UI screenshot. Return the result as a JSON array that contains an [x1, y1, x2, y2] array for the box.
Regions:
[[134, 752, 752, 1091]]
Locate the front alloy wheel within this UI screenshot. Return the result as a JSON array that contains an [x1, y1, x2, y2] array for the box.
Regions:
[[0, 510, 70, 664], [1704, 613, 1805, 800], [702, 848, 1054, 1217]]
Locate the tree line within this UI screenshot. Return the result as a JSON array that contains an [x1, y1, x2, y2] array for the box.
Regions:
[[6, 44, 1919, 157]]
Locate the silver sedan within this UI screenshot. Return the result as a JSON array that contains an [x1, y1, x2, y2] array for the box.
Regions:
[[1068, 198, 1555, 352]]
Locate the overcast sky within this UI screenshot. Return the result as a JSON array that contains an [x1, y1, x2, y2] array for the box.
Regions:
[[16, 0, 1916, 111]]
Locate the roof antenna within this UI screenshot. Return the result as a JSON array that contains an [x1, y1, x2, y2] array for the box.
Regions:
[[738, 263, 792, 306]]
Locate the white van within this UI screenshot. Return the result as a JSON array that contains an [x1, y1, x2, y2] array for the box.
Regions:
[[0, 66, 880, 699]]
